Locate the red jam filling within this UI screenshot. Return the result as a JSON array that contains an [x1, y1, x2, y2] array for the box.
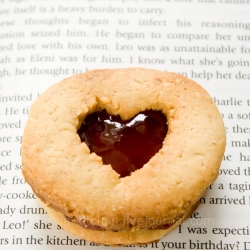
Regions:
[[78, 110, 168, 177]]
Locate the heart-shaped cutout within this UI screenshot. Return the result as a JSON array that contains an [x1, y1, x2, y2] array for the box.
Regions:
[[78, 110, 168, 177]]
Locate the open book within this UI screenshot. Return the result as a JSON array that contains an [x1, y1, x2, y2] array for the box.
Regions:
[[0, 1, 249, 249]]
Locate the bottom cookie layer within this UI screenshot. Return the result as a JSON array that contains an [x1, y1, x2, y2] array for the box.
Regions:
[[40, 199, 199, 246]]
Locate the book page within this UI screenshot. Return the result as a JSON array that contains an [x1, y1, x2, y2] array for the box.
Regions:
[[0, 1, 249, 249]]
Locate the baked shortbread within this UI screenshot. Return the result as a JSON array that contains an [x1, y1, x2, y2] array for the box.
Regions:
[[22, 68, 226, 245]]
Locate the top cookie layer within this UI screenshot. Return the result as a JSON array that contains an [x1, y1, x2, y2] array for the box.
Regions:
[[22, 68, 226, 231]]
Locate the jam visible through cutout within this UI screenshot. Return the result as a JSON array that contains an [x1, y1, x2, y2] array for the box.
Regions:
[[78, 110, 168, 177]]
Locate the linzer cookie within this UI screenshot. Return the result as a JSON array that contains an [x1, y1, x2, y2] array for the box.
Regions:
[[22, 68, 226, 245]]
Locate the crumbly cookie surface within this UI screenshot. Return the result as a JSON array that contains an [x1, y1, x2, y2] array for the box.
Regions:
[[22, 68, 226, 243]]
